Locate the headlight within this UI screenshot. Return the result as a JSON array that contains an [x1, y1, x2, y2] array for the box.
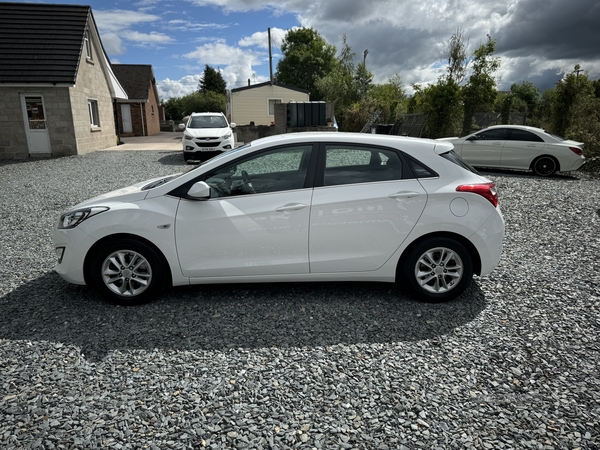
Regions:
[[223, 132, 232, 139], [184, 134, 193, 140], [58, 206, 109, 229]]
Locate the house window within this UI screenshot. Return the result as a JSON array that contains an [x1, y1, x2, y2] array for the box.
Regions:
[[88, 99, 100, 127], [84, 31, 93, 60], [151, 105, 155, 115], [268, 98, 282, 116]]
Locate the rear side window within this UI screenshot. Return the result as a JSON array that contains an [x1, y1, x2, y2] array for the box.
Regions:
[[506, 129, 544, 142], [323, 145, 404, 186], [440, 150, 479, 174]]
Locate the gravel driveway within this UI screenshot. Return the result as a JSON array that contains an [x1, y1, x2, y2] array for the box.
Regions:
[[1, 150, 599, 449]]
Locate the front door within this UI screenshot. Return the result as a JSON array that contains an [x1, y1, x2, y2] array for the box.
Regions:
[[461, 128, 507, 167], [121, 104, 133, 133], [175, 144, 315, 279], [20, 94, 51, 154]]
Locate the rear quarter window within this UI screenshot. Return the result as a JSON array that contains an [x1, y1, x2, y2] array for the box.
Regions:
[[440, 150, 479, 174]]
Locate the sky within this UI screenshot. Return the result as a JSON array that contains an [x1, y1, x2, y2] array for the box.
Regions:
[[16, 0, 600, 100]]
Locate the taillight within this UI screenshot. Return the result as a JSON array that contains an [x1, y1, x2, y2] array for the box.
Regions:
[[569, 147, 583, 156], [456, 182, 499, 207]]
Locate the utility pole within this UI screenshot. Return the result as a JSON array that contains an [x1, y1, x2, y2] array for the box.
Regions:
[[268, 28, 273, 84]]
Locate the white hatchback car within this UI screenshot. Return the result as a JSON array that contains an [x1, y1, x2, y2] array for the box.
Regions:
[[179, 112, 236, 162], [439, 125, 585, 176], [53, 132, 505, 305]]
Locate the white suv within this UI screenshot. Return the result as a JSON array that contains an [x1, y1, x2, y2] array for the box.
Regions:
[[179, 112, 236, 162]]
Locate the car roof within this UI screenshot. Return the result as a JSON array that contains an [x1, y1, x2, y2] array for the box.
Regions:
[[482, 124, 545, 133], [190, 112, 225, 116], [249, 131, 451, 151]]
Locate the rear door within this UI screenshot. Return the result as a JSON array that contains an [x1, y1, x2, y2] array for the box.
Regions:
[[501, 128, 545, 168], [461, 128, 507, 167], [309, 144, 427, 273]]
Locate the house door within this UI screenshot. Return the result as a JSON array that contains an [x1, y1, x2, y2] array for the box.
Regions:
[[20, 94, 51, 154], [121, 104, 133, 133]]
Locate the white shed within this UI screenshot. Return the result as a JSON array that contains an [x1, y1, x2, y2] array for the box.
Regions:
[[229, 82, 310, 126]]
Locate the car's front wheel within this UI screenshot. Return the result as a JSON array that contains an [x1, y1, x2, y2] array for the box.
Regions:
[[89, 238, 167, 305], [400, 237, 473, 302]]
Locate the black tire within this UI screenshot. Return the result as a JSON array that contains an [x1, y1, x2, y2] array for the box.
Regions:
[[89, 238, 167, 305], [532, 156, 557, 177], [400, 237, 473, 302], [183, 152, 192, 162]]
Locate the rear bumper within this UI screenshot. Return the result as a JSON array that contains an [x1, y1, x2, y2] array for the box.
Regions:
[[471, 207, 505, 276]]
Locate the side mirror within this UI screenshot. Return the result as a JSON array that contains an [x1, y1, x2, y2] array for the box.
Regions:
[[230, 123, 236, 129], [466, 135, 478, 141], [178, 123, 185, 130], [187, 181, 211, 199]]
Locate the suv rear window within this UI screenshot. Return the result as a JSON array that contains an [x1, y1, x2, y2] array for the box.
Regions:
[[440, 150, 479, 174]]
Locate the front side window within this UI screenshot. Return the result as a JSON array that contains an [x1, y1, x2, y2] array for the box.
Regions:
[[323, 145, 404, 186], [88, 99, 100, 127], [204, 145, 313, 198], [475, 129, 507, 140]]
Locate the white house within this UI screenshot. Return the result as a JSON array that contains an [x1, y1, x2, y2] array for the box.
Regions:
[[229, 82, 310, 126]]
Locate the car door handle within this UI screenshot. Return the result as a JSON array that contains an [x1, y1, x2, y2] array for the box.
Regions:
[[275, 203, 307, 212], [527, 144, 537, 147], [492, 142, 503, 146], [389, 191, 420, 199]]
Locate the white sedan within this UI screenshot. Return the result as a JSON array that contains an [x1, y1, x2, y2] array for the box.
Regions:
[[53, 132, 505, 304], [439, 125, 585, 176]]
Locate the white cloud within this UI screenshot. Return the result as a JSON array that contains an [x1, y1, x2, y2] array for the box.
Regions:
[[93, 9, 174, 55], [122, 30, 175, 43], [165, 19, 230, 32], [238, 27, 287, 49], [182, 40, 269, 89], [93, 10, 161, 33], [101, 33, 125, 55], [158, 75, 202, 99]]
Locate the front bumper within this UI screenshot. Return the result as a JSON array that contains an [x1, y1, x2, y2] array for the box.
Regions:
[[52, 226, 98, 285]]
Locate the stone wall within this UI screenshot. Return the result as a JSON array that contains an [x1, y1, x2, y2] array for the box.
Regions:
[[69, 40, 118, 154], [0, 87, 77, 159]]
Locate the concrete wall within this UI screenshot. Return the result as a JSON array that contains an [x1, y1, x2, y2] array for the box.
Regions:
[[230, 85, 310, 126], [0, 87, 77, 159]]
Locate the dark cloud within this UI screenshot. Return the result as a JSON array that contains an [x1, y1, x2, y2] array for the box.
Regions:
[[496, 0, 600, 60]]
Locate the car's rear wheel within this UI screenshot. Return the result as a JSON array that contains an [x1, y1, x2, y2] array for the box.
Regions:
[[89, 238, 167, 305], [400, 237, 473, 302], [532, 156, 558, 177]]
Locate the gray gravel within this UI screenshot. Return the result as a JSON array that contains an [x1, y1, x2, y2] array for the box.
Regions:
[[1, 150, 599, 449]]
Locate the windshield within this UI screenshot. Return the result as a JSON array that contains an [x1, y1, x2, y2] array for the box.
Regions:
[[188, 115, 227, 129]]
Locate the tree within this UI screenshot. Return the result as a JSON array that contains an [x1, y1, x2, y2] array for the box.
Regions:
[[369, 74, 407, 123], [552, 65, 594, 136], [182, 91, 226, 116], [199, 65, 227, 96], [446, 27, 468, 85], [355, 62, 373, 97], [410, 29, 466, 138], [461, 35, 500, 135], [510, 80, 540, 124], [275, 28, 337, 100]]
